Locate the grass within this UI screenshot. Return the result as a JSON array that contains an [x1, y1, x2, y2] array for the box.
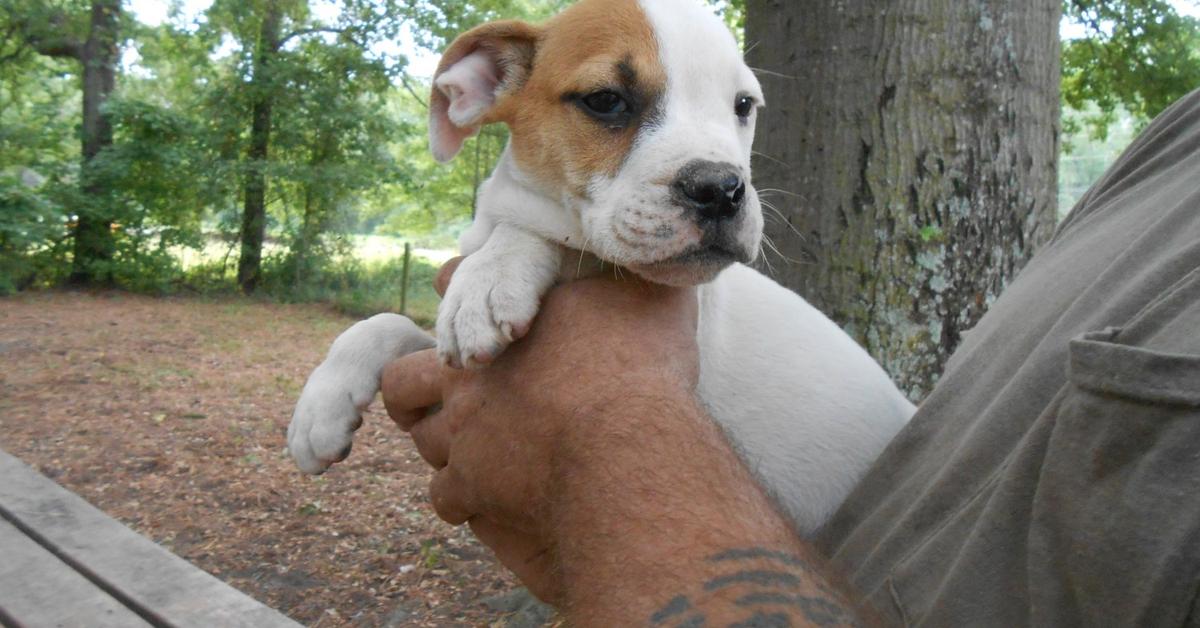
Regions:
[[311, 255, 444, 326], [175, 234, 453, 328], [3, 231, 453, 327]]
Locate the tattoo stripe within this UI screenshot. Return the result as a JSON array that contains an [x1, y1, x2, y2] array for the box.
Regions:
[[729, 611, 792, 628], [650, 595, 692, 625], [704, 570, 801, 592], [708, 548, 813, 569], [737, 592, 859, 627]]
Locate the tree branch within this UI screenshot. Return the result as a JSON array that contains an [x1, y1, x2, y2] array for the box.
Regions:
[[400, 72, 428, 109], [13, 8, 83, 60], [28, 35, 81, 59], [275, 26, 363, 51]]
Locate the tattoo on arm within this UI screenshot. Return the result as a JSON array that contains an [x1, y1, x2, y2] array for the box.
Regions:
[[648, 547, 864, 627]]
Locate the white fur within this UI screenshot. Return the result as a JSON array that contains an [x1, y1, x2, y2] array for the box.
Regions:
[[583, 0, 765, 278], [696, 265, 912, 532], [436, 223, 564, 366], [288, 314, 433, 475], [288, 0, 914, 535]]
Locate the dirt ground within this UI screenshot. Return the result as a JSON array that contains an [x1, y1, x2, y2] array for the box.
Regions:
[[0, 290, 545, 627]]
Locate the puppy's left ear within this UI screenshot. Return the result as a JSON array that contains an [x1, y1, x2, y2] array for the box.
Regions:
[[429, 20, 541, 163]]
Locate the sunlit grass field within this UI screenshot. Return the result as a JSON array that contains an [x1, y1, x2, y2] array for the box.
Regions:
[[173, 234, 456, 328]]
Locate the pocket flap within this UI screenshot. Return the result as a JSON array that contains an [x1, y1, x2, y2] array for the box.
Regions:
[[1069, 328, 1200, 406]]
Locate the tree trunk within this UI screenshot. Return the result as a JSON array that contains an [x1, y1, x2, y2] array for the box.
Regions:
[[745, 0, 1060, 399], [59, 0, 119, 285], [237, 3, 282, 294], [294, 130, 339, 284]]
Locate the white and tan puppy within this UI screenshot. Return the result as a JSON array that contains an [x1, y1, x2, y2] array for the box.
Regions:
[[288, 0, 914, 535]]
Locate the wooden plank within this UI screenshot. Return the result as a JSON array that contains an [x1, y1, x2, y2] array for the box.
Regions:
[[0, 517, 152, 628], [0, 449, 301, 628]]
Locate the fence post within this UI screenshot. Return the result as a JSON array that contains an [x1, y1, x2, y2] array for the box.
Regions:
[[400, 242, 411, 316]]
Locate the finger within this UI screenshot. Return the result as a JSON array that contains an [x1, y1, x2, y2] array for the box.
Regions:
[[381, 349, 446, 431], [409, 410, 452, 469], [434, 256, 465, 298], [468, 518, 562, 605], [429, 465, 474, 525]]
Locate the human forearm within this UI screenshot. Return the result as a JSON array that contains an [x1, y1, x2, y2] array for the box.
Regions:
[[385, 269, 870, 623], [552, 387, 868, 626]]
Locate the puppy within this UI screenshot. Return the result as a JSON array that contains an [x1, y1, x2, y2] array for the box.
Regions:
[[288, 0, 914, 535]]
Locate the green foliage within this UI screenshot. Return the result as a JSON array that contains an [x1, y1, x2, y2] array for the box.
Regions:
[[708, 0, 745, 37], [0, 174, 69, 293], [0, 21, 79, 291], [404, 0, 569, 50], [1063, 0, 1200, 138], [257, 247, 443, 324]]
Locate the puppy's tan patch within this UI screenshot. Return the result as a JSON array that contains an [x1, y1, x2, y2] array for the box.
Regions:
[[493, 0, 667, 199]]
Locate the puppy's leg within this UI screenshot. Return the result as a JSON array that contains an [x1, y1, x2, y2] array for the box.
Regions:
[[438, 224, 562, 368], [288, 314, 434, 474]]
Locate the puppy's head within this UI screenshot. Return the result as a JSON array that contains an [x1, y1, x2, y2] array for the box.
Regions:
[[431, 0, 764, 286]]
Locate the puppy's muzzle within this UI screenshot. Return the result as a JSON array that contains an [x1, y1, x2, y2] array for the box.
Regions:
[[673, 160, 746, 223]]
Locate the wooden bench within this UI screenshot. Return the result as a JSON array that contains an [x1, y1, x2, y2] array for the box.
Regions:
[[0, 449, 301, 628]]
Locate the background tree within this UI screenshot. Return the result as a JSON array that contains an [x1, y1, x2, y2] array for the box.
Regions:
[[0, 30, 77, 292], [3, 0, 122, 284], [1063, 0, 1200, 137], [745, 0, 1062, 398]]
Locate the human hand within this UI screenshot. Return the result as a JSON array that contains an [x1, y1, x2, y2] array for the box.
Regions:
[[382, 258, 700, 602]]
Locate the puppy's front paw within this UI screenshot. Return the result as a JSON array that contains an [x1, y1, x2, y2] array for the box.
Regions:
[[437, 265, 542, 369], [287, 374, 363, 475]]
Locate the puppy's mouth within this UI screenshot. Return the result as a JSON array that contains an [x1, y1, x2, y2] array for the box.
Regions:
[[627, 243, 750, 286], [659, 244, 747, 267]]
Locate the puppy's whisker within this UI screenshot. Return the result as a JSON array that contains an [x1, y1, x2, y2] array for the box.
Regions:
[[749, 66, 797, 80], [576, 235, 593, 279], [758, 187, 800, 198], [759, 242, 777, 277], [761, 203, 805, 240], [751, 151, 789, 167], [762, 232, 804, 265]]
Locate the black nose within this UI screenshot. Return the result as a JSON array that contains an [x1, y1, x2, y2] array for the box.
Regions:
[[673, 160, 746, 221]]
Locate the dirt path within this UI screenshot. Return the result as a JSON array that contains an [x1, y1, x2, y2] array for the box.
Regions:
[[0, 291, 532, 627]]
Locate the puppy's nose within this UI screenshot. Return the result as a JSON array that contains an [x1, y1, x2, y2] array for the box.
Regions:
[[673, 160, 746, 221]]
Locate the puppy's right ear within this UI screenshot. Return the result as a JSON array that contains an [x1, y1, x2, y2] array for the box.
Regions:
[[429, 20, 541, 163]]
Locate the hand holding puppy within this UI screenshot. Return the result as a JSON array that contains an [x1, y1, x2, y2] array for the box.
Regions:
[[383, 260, 868, 624], [382, 259, 700, 603]]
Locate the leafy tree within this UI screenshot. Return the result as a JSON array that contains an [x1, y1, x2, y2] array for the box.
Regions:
[[194, 0, 410, 292], [1, 0, 123, 284], [1063, 0, 1200, 137], [0, 40, 78, 290]]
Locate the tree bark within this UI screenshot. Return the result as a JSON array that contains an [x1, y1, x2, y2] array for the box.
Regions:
[[745, 0, 1060, 399], [237, 3, 282, 294]]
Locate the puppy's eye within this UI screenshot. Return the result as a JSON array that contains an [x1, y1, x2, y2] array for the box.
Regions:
[[578, 90, 631, 123], [735, 95, 756, 120]]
